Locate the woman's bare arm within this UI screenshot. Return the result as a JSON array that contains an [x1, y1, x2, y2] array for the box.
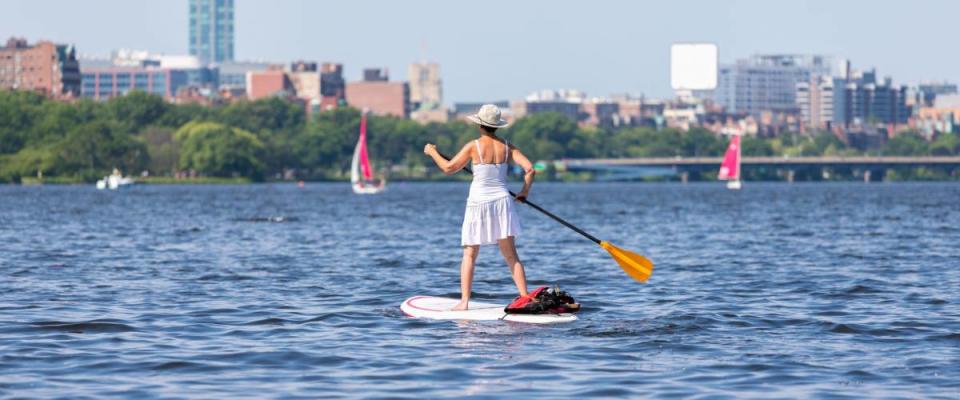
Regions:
[[424, 142, 472, 175], [510, 146, 536, 201]]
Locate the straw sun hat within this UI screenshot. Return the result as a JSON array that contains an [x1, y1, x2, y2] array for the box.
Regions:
[[467, 104, 510, 128]]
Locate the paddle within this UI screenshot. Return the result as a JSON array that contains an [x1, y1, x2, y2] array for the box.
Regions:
[[437, 151, 654, 282]]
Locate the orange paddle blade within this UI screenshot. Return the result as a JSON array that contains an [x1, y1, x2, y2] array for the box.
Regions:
[[600, 241, 654, 282]]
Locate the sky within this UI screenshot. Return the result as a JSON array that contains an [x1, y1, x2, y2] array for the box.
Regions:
[[2, 0, 958, 103]]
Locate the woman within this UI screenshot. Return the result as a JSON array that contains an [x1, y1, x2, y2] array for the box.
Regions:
[[423, 104, 536, 311]]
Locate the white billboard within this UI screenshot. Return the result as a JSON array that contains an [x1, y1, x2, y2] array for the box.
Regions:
[[670, 43, 718, 90]]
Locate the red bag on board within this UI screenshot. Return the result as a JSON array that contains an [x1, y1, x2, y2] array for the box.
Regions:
[[504, 286, 580, 314]]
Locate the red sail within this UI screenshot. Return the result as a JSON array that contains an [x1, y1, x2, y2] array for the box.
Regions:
[[718, 135, 741, 180], [358, 114, 373, 181]]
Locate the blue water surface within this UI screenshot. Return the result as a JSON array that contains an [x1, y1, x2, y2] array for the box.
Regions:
[[0, 182, 958, 398]]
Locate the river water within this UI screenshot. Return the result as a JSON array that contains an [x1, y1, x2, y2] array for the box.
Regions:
[[0, 182, 957, 398]]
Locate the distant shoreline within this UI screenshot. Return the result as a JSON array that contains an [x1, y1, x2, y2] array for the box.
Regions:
[[10, 177, 960, 186]]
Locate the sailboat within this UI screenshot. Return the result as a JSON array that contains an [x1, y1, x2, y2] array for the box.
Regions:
[[351, 112, 386, 194], [718, 134, 742, 190]]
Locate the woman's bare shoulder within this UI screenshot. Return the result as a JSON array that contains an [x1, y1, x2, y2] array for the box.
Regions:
[[459, 141, 475, 157]]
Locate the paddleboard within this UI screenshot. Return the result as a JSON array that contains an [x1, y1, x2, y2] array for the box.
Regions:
[[400, 296, 578, 324]]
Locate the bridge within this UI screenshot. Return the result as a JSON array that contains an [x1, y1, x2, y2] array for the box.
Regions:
[[558, 156, 960, 182]]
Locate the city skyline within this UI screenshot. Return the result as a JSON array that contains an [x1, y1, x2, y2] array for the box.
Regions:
[[1, 0, 959, 103]]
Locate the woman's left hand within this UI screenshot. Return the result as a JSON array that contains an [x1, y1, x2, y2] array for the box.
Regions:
[[515, 191, 529, 203], [423, 143, 436, 156]]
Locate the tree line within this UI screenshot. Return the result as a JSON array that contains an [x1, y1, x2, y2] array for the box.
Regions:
[[0, 90, 957, 183]]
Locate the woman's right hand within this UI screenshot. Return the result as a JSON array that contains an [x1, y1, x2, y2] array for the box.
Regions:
[[423, 143, 436, 156]]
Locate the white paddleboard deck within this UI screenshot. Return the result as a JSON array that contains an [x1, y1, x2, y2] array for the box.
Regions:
[[401, 296, 578, 324]]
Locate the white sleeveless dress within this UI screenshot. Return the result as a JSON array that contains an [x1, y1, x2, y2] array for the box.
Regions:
[[461, 139, 522, 246]]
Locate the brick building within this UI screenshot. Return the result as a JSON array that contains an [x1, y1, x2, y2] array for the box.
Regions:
[[581, 100, 620, 128], [346, 68, 409, 118], [0, 37, 80, 98], [246, 69, 294, 100]]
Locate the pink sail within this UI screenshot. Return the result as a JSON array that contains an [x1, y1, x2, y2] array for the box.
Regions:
[[718, 135, 741, 180], [358, 114, 373, 181]]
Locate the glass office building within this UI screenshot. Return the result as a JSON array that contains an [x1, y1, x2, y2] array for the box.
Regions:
[[710, 55, 839, 117], [189, 0, 234, 64], [80, 68, 189, 100]]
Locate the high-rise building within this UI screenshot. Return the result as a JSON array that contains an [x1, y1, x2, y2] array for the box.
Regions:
[[796, 76, 838, 131], [408, 62, 442, 107], [798, 69, 910, 132], [709, 54, 841, 116], [189, 0, 234, 64], [837, 70, 910, 128], [408, 63, 446, 123], [0, 37, 80, 98]]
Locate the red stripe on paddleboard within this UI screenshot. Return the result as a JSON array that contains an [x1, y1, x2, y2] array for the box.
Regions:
[[403, 296, 445, 312]]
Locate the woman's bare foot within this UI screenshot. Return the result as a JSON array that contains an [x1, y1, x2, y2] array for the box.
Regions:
[[450, 300, 469, 311]]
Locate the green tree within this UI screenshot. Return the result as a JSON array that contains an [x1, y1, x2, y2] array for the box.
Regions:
[[639, 129, 685, 157], [176, 121, 265, 179], [294, 108, 362, 177], [140, 126, 179, 175], [0, 147, 57, 182], [53, 121, 148, 180], [742, 136, 774, 156], [217, 97, 306, 174], [0, 90, 46, 154], [158, 102, 211, 128], [930, 133, 959, 156], [566, 126, 605, 158], [884, 132, 929, 156], [218, 97, 305, 135], [608, 127, 654, 157], [509, 113, 579, 160], [801, 132, 846, 156], [681, 128, 725, 157], [106, 91, 169, 133]]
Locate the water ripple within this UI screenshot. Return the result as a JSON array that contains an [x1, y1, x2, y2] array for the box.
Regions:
[[0, 182, 958, 398]]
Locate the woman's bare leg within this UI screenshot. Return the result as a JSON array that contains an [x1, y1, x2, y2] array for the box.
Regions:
[[452, 245, 479, 311], [498, 237, 529, 297]]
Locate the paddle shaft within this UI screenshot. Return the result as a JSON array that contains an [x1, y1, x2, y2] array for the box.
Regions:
[[438, 151, 602, 245]]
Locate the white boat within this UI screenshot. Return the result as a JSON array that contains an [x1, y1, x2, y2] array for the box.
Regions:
[[96, 169, 135, 190], [718, 134, 742, 190], [351, 112, 386, 194]]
